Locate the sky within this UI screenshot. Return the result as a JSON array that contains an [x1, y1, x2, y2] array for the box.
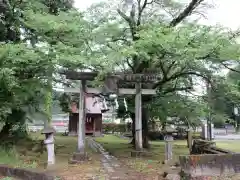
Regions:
[[74, 0, 240, 30]]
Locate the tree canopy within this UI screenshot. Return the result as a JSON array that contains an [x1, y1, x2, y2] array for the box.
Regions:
[[0, 0, 86, 138], [80, 0, 240, 147], [1, 0, 240, 145]]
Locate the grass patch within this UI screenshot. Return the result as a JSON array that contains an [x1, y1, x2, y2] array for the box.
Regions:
[[95, 135, 188, 160], [95, 134, 240, 174], [17, 133, 101, 168], [215, 141, 240, 152], [0, 143, 38, 169], [0, 133, 105, 179], [95, 135, 188, 174], [0, 149, 19, 165]]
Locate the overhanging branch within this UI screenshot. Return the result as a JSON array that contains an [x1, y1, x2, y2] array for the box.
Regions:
[[117, 9, 132, 24], [126, 58, 134, 71], [170, 0, 204, 27], [162, 86, 192, 95], [198, 54, 240, 74], [221, 62, 240, 73], [137, 0, 148, 25], [153, 70, 210, 89], [117, 8, 137, 40]]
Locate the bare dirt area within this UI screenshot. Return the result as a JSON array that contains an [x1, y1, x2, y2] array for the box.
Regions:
[[53, 159, 105, 180]]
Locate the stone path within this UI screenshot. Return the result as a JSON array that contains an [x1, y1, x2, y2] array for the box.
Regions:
[[87, 138, 156, 180], [87, 137, 123, 179]]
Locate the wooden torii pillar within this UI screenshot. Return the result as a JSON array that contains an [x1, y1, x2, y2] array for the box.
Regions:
[[63, 71, 158, 152]]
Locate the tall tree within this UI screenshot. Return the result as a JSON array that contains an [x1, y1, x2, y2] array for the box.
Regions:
[[81, 0, 240, 148], [210, 68, 240, 129], [0, 0, 87, 139]]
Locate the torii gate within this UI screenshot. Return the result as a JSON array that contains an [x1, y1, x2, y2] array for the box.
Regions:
[[63, 70, 158, 161]]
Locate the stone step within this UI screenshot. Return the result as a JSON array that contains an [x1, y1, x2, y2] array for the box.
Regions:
[[166, 174, 181, 180]]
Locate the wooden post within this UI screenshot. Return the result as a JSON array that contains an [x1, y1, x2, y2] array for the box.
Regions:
[[135, 83, 143, 150], [78, 80, 86, 152]]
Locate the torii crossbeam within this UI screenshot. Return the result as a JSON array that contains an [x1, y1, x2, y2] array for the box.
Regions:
[[63, 70, 158, 152]]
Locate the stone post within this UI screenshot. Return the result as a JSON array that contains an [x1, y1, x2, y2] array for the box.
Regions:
[[77, 80, 86, 152], [42, 126, 56, 167], [135, 82, 143, 151], [211, 123, 214, 139], [201, 123, 207, 140], [70, 80, 88, 163], [187, 130, 193, 153], [164, 134, 173, 163]]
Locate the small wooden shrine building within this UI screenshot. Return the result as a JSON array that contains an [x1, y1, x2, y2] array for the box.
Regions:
[[68, 94, 104, 136]]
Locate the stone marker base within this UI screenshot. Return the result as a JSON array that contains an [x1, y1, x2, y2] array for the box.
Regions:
[[163, 166, 181, 180], [163, 159, 177, 165], [43, 163, 56, 170], [130, 150, 150, 157], [69, 152, 88, 164], [165, 174, 181, 180]]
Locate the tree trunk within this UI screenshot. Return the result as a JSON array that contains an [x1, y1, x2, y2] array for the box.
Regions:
[[0, 122, 13, 139], [130, 108, 150, 149], [236, 116, 240, 133], [142, 107, 150, 149], [151, 119, 155, 131], [162, 121, 167, 131], [44, 77, 53, 128]]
